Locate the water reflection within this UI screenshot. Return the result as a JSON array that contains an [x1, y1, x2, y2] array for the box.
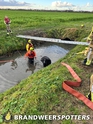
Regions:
[[26, 60, 36, 74], [11, 60, 18, 70]]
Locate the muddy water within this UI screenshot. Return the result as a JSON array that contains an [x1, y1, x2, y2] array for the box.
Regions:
[[0, 42, 75, 93]]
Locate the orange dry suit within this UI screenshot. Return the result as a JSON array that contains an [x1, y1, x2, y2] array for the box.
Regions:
[[24, 50, 36, 59]]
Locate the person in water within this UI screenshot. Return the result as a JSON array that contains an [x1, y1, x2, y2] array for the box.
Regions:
[[26, 39, 34, 51], [24, 47, 36, 64]]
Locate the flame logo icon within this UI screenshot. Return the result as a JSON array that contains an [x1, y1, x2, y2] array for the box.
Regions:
[[3, 111, 12, 122]]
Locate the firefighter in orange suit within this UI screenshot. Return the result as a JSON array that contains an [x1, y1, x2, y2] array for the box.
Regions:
[[24, 47, 36, 64]]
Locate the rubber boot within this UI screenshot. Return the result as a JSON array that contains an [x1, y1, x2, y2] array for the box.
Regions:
[[86, 60, 91, 65]]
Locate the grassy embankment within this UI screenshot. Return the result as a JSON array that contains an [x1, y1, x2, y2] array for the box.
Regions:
[[0, 10, 93, 124], [0, 10, 93, 55]]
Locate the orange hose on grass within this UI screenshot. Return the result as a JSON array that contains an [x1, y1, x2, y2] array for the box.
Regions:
[[61, 62, 93, 110]]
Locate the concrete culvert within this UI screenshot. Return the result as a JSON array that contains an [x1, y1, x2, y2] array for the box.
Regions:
[[63, 37, 71, 41]]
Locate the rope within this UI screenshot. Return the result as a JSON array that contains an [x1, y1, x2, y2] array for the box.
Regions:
[[61, 62, 93, 110]]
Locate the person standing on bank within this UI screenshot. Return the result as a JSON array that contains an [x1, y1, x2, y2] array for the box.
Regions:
[[4, 16, 12, 35], [85, 29, 93, 65]]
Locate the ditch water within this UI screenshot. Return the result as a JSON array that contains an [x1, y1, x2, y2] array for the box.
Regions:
[[0, 42, 75, 93]]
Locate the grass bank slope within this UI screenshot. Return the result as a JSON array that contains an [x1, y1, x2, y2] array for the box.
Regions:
[[0, 45, 93, 124], [0, 10, 93, 124], [0, 10, 93, 55]]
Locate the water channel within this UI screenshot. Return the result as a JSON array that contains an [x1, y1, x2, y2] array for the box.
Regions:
[[0, 42, 75, 93]]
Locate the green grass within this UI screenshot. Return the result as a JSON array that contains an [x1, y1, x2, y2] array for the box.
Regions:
[[0, 10, 93, 124], [0, 45, 92, 124], [0, 10, 93, 55], [1, 10, 93, 31], [1, 10, 93, 29]]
